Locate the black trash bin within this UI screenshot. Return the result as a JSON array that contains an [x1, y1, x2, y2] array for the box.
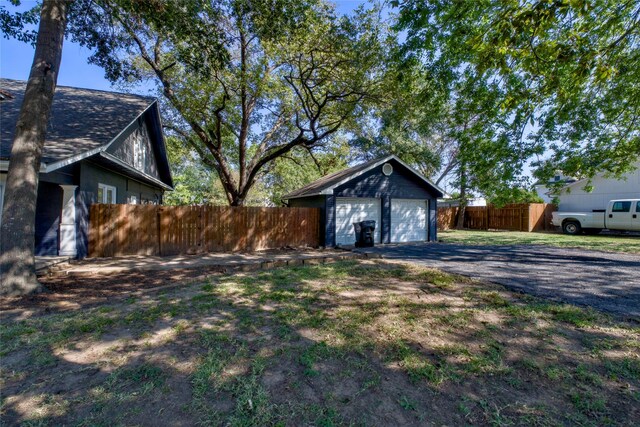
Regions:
[[353, 220, 376, 247]]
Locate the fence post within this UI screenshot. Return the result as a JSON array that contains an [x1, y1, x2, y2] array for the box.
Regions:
[[486, 206, 489, 230], [157, 206, 162, 256], [519, 205, 523, 231]]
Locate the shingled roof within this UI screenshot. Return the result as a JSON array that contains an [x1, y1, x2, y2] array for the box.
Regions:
[[283, 154, 444, 199], [0, 78, 155, 166]]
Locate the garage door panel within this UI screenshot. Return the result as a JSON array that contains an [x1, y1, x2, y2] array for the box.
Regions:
[[391, 199, 427, 243], [336, 198, 381, 245]]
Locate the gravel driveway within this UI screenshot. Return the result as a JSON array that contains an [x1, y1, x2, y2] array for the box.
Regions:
[[356, 243, 640, 318]]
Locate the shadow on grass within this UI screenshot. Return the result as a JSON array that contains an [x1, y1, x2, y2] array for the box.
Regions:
[[1, 261, 638, 426]]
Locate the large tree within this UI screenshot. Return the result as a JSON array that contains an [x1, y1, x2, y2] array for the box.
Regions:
[[393, 0, 640, 184], [352, 52, 537, 224], [0, 0, 68, 296], [70, 0, 386, 206]]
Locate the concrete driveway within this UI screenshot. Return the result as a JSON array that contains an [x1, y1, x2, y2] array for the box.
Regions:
[[355, 243, 640, 318]]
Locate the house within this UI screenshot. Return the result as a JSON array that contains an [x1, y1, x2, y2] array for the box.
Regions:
[[534, 174, 577, 203], [283, 155, 444, 246], [0, 78, 173, 258], [554, 161, 640, 212], [438, 197, 487, 208]]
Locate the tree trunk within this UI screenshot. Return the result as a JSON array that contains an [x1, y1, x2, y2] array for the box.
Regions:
[[0, 0, 68, 296], [456, 161, 467, 230]]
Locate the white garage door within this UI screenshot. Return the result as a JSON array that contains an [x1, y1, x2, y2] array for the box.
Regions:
[[391, 199, 428, 243], [335, 198, 381, 245]]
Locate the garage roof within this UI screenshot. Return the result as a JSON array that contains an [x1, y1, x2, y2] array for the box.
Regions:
[[283, 155, 444, 199]]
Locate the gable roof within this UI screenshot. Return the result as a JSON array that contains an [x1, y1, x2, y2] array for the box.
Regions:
[[555, 159, 640, 194], [283, 155, 445, 199], [0, 78, 172, 189]]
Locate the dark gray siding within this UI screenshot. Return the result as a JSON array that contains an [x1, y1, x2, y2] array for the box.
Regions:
[[107, 117, 161, 180], [35, 182, 63, 255], [382, 195, 391, 243], [325, 195, 336, 247], [126, 179, 162, 204], [288, 195, 327, 246], [38, 164, 78, 186], [430, 199, 438, 241], [333, 162, 437, 199], [75, 161, 165, 257]]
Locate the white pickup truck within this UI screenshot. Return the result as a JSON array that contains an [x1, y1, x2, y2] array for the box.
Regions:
[[552, 199, 640, 235]]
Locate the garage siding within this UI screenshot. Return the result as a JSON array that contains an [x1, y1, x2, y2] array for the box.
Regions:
[[325, 195, 336, 247], [284, 158, 441, 247], [334, 164, 434, 200], [334, 162, 439, 244]]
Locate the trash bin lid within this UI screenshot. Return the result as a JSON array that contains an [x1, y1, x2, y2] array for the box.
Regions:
[[360, 220, 376, 229]]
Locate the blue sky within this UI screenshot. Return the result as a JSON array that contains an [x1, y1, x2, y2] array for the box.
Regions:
[[0, 1, 367, 94]]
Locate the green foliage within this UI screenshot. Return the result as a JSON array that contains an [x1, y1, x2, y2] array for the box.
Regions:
[[65, 0, 388, 205], [487, 188, 544, 207], [0, 1, 39, 44], [265, 140, 349, 205], [352, 27, 538, 204], [394, 0, 640, 183], [163, 136, 225, 205]]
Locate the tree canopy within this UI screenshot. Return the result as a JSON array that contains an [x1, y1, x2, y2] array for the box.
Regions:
[[65, 0, 388, 205], [393, 0, 640, 185], [3, 0, 637, 211]]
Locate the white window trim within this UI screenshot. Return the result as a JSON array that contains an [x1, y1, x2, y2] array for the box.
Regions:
[[98, 183, 117, 204]]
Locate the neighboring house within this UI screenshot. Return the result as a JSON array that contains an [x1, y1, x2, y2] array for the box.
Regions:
[[535, 174, 577, 203], [553, 161, 640, 212], [438, 197, 487, 208], [283, 155, 444, 246], [0, 78, 173, 258]]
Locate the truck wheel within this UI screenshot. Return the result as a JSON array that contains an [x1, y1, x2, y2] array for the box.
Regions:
[[563, 221, 581, 235]]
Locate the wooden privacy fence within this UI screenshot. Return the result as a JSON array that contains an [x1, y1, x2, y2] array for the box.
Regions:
[[89, 204, 320, 257], [437, 203, 556, 232], [437, 206, 459, 231]]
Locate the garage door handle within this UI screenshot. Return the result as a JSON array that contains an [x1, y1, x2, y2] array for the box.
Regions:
[[609, 214, 613, 218], [634, 214, 637, 219]]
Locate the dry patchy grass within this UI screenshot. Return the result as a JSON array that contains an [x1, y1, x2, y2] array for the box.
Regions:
[[1, 261, 639, 426]]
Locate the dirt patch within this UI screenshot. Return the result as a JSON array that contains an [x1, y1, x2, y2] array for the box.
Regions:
[[0, 266, 225, 315]]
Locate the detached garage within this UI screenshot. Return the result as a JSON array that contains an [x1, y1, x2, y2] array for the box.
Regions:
[[283, 155, 444, 247]]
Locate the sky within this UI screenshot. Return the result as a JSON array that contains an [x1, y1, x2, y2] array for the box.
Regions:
[[0, 0, 367, 94]]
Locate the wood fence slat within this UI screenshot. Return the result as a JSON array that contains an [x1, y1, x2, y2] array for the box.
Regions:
[[436, 203, 557, 233], [89, 204, 322, 257]]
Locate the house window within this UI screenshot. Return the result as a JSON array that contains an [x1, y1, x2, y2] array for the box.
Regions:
[[98, 183, 117, 204], [611, 201, 631, 213], [129, 195, 138, 204]]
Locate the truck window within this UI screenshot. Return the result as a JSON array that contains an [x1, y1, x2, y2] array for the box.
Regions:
[[611, 201, 632, 212], [637, 201, 640, 213]]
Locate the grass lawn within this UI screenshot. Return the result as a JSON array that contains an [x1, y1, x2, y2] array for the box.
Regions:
[[438, 229, 640, 254], [1, 261, 639, 426]]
